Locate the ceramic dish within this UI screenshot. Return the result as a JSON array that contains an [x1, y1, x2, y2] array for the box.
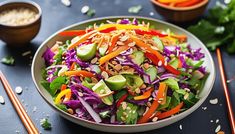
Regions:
[[31, 16, 215, 133]]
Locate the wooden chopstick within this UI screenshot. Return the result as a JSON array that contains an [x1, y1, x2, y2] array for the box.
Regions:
[[216, 48, 235, 134], [0, 71, 39, 134]]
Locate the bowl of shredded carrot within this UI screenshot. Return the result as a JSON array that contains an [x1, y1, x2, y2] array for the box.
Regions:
[[31, 16, 215, 133], [151, 0, 209, 22]]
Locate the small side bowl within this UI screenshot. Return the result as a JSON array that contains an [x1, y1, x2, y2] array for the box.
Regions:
[[0, 1, 42, 47], [151, 0, 209, 22]]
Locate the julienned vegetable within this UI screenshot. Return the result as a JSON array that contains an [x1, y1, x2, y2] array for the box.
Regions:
[[41, 18, 208, 125]]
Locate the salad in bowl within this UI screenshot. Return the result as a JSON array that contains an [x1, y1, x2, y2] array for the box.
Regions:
[[40, 18, 209, 125]]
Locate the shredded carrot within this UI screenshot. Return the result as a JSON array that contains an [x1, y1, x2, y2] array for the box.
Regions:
[[134, 87, 154, 100], [64, 70, 94, 77], [171, 34, 187, 43], [70, 62, 76, 71], [137, 83, 167, 124], [68, 30, 97, 50], [157, 102, 184, 119], [107, 33, 121, 54], [99, 45, 129, 65]]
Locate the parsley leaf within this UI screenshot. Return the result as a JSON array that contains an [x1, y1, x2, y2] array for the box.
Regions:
[[40, 118, 51, 130], [1, 56, 15, 65]]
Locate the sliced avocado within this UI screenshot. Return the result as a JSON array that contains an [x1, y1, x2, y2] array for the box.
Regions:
[[92, 80, 113, 105], [123, 74, 143, 91], [105, 75, 126, 90], [77, 43, 97, 61], [145, 67, 157, 82], [117, 102, 138, 124], [131, 51, 145, 65], [152, 36, 164, 51], [99, 44, 108, 56]]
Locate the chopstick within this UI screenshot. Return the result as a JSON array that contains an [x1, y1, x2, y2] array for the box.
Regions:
[[0, 71, 39, 134], [216, 48, 235, 134]]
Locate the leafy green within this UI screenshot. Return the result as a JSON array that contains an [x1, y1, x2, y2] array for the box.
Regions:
[[40, 118, 51, 130], [49, 76, 67, 96], [128, 5, 142, 14], [188, 1, 235, 54], [169, 92, 181, 109], [157, 96, 171, 110], [56, 104, 67, 112], [1, 56, 15, 65], [164, 78, 179, 90]]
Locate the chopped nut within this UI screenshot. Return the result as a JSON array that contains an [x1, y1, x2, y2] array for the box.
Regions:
[[147, 102, 151, 107], [122, 66, 130, 70], [135, 88, 140, 94], [90, 57, 98, 64], [151, 46, 159, 51], [140, 84, 146, 89], [126, 68, 135, 73], [209, 98, 218, 105], [116, 41, 125, 46], [122, 102, 127, 110], [152, 117, 158, 122], [143, 63, 149, 69], [120, 35, 129, 42], [101, 71, 109, 79], [67, 108, 74, 114], [158, 61, 162, 66], [111, 60, 118, 65], [114, 64, 122, 71], [128, 42, 135, 47]]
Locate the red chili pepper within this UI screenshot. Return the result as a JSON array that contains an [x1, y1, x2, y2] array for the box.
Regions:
[[116, 93, 128, 108], [175, 0, 202, 7], [99, 27, 117, 33], [145, 52, 181, 75], [134, 29, 167, 37]]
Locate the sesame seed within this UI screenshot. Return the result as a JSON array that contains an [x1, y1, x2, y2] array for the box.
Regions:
[[149, 12, 154, 16], [15, 86, 23, 94], [202, 107, 207, 110], [210, 120, 213, 123], [78, 92, 83, 97], [216, 119, 219, 123], [179, 124, 183, 130], [0, 96, 5, 104], [152, 117, 158, 122], [215, 125, 221, 133], [91, 57, 98, 64]]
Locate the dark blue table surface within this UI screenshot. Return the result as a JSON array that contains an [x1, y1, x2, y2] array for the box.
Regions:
[[0, 0, 234, 134]]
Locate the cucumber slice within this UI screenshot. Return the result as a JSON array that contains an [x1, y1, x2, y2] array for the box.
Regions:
[[105, 75, 126, 90], [145, 67, 157, 82], [152, 36, 164, 51], [169, 58, 179, 69], [92, 80, 113, 105], [77, 43, 97, 61], [131, 51, 145, 65], [117, 102, 138, 124]]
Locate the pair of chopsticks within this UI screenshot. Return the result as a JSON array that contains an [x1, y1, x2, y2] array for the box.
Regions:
[[0, 71, 39, 134], [216, 48, 235, 134]]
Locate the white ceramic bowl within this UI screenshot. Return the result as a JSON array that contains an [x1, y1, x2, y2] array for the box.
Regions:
[[31, 16, 215, 133]]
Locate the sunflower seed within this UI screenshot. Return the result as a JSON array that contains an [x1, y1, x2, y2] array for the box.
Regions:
[[209, 98, 218, 105]]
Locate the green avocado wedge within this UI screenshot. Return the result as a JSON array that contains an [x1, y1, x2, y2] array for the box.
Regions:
[[77, 43, 97, 61], [105, 75, 127, 90]]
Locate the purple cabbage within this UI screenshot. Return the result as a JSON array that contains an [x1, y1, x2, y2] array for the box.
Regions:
[[120, 19, 130, 24], [42, 48, 55, 66], [64, 100, 81, 110], [65, 49, 89, 68]]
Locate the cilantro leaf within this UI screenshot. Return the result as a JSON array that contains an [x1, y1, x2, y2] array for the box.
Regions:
[[128, 5, 142, 14], [1, 56, 15, 65], [49, 76, 67, 96], [40, 118, 51, 130]]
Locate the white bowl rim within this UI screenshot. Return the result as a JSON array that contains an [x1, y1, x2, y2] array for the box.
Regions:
[[31, 16, 216, 127]]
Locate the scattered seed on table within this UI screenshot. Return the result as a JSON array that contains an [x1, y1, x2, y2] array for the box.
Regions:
[[21, 50, 31, 56], [202, 106, 207, 110], [81, 5, 89, 14], [15, 86, 23, 94], [215, 125, 221, 133], [210, 120, 213, 123], [33, 106, 37, 113], [15, 130, 20, 134], [149, 12, 154, 16], [0, 95, 5, 104], [216, 119, 219, 123], [61, 0, 71, 7], [209, 98, 218, 105], [179, 124, 183, 130]]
